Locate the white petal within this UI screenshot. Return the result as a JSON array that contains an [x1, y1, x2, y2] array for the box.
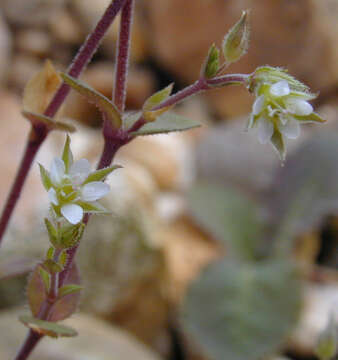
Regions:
[[61, 204, 83, 224], [69, 159, 91, 185], [257, 117, 274, 144], [252, 95, 265, 115], [270, 81, 290, 97], [50, 158, 65, 186], [279, 119, 300, 139], [286, 98, 313, 116], [81, 182, 110, 202], [48, 188, 58, 205]]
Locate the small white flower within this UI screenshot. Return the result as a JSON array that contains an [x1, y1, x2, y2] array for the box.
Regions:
[[247, 71, 325, 160], [40, 137, 118, 224]]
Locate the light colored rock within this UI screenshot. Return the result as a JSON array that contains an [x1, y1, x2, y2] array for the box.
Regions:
[[0, 308, 162, 360], [16, 30, 51, 57], [0, 11, 11, 85]]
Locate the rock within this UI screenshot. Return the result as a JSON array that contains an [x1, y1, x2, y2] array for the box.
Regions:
[[1, 0, 66, 26], [16, 30, 51, 57], [0, 11, 11, 85], [0, 308, 162, 360], [142, 0, 338, 117], [63, 63, 155, 126]]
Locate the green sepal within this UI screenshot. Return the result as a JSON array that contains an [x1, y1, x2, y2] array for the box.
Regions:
[[83, 165, 122, 184], [59, 251, 68, 267], [75, 201, 109, 214], [19, 315, 78, 338], [295, 112, 325, 124], [38, 267, 51, 293], [43, 259, 63, 274], [130, 112, 201, 137], [39, 165, 53, 191], [222, 10, 250, 64], [202, 43, 220, 78], [271, 130, 286, 161], [59, 223, 85, 249], [143, 83, 174, 111], [44, 218, 59, 248], [46, 247, 55, 260], [58, 284, 83, 299], [62, 135, 74, 172], [61, 73, 122, 129]]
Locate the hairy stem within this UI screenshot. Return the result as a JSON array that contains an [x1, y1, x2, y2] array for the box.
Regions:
[[1, 0, 127, 248], [113, 0, 134, 112]]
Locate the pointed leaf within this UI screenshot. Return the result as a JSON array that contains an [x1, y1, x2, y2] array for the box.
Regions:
[[143, 106, 172, 123], [83, 165, 122, 184], [143, 83, 174, 111], [61, 73, 122, 128], [23, 60, 62, 115], [58, 284, 83, 299], [19, 315, 77, 338], [294, 112, 325, 124], [22, 111, 75, 133], [202, 43, 220, 78], [59, 223, 85, 249], [222, 10, 250, 64], [271, 130, 285, 161], [43, 259, 63, 274], [130, 112, 201, 136], [188, 183, 263, 261], [38, 267, 50, 293], [27, 264, 49, 317], [182, 259, 302, 360], [39, 165, 53, 191], [62, 135, 74, 172], [46, 247, 55, 260]]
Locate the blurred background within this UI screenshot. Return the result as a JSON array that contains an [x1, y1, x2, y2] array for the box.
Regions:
[[0, 0, 337, 359]]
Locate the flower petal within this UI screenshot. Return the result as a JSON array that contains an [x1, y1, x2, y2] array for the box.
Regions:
[[50, 158, 65, 186], [270, 80, 290, 97], [286, 98, 313, 116], [257, 117, 274, 144], [48, 188, 58, 205], [81, 182, 110, 202], [252, 95, 265, 115], [279, 119, 300, 139], [61, 204, 83, 224], [69, 159, 91, 186]]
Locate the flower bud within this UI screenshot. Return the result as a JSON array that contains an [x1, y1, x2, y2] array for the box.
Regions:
[[222, 10, 250, 64]]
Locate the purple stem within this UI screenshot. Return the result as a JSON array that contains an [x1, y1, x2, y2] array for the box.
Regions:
[[14, 331, 42, 360], [113, 0, 134, 112], [206, 73, 249, 87], [0, 0, 127, 248]]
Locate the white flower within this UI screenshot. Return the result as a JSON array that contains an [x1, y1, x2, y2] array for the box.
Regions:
[[248, 75, 324, 160], [40, 136, 118, 225]]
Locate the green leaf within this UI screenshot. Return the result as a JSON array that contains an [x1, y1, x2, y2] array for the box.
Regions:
[[39, 165, 53, 191], [143, 83, 174, 111], [38, 267, 50, 293], [267, 132, 338, 255], [130, 112, 201, 136], [62, 135, 74, 172], [188, 183, 263, 261], [27, 263, 81, 321], [46, 246, 55, 260], [61, 73, 122, 129], [59, 223, 85, 249], [19, 315, 77, 338], [58, 284, 83, 299], [294, 112, 325, 124], [22, 111, 76, 133], [83, 165, 122, 184], [59, 251, 68, 267], [222, 10, 250, 64], [202, 43, 220, 79], [182, 259, 302, 360]]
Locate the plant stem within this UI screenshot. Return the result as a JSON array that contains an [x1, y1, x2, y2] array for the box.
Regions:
[[113, 0, 134, 112], [1, 0, 127, 248], [206, 73, 249, 87], [14, 331, 42, 360]]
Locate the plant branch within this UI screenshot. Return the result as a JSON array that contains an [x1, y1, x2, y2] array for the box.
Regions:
[[14, 331, 42, 360], [1, 0, 128, 248], [113, 0, 134, 112]]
